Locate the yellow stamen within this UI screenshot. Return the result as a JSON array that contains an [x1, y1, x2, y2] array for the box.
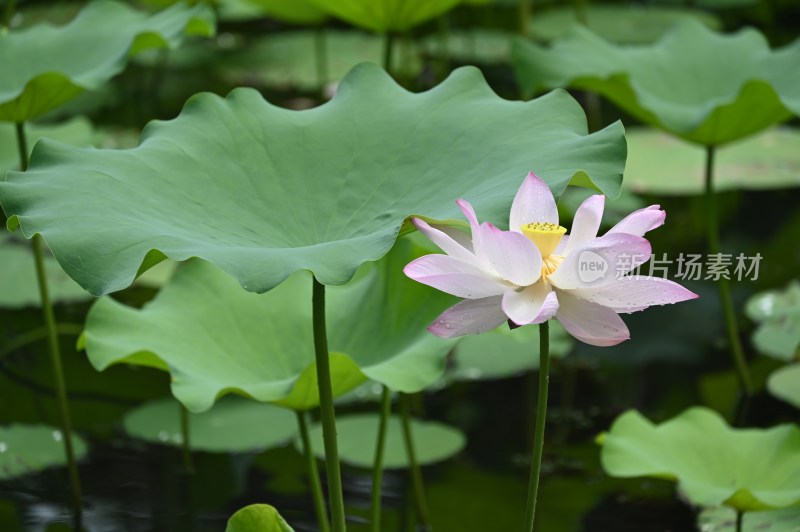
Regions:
[[521, 222, 567, 258]]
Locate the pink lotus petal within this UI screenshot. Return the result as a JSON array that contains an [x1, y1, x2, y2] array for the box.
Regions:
[[563, 195, 605, 256], [502, 283, 559, 325], [509, 172, 558, 231], [479, 223, 542, 286], [456, 198, 489, 269], [548, 233, 652, 290], [555, 292, 630, 346], [403, 254, 505, 299], [607, 205, 665, 237], [428, 296, 507, 338], [436, 224, 473, 253], [412, 218, 474, 263], [569, 276, 699, 313]]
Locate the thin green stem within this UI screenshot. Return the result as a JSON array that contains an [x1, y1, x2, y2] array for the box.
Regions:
[[312, 278, 347, 532], [383, 32, 394, 77], [370, 386, 392, 532], [704, 146, 754, 396], [314, 26, 329, 100], [736, 510, 743, 532], [180, 404, 194, 474], [16, 121, 83, 520], [399, 394, 431, 530], [297, 411, 332, 532], [2, 0, 15, 28], [518, 0, 531, 37], [523, 321, 550, 531]]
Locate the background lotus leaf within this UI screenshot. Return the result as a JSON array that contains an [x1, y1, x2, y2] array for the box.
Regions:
[[302, 413, 466, 468], [745, 281, 800, 361], [527, 5, 720, 44], [0, 234, 90, 308], [226, 504, 294, 532], [0, 118, 94, 175], [698, 506, 800, 531], [305, 0, 462, 32], [0, 424, 88, 480], [83, 239, 457, 412], [623, 127, 800, 195], [512, 20, 800, 145], [600, 407, 800, 510], [421, 30, 514, 65], [0, 63, 626, 297], [221, 31, 422, 92], [449, 320, 572, 382], [0, 0, 215, 123], [123, 397, 297, 452], [767, 364, 800, 410], [243, 0, 326, 24]]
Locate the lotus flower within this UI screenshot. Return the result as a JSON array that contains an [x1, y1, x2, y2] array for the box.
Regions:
[[404, 172, 698, 346]]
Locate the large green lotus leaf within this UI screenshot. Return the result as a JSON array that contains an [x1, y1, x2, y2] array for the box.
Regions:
[[600, 407, 800, 510], [768, 364, 800, 410], [0, 424, 88, 480], [623, 127, 800, 195], [448, 320, 572, 382], [698, 506, 800, 531], [302, 413, 466, 468], [123, 397, 297, 452], [0, 0, 215, 123], [512, 20, 800, 145], [83, 239, 457, 412], [222, 31, 421, 92], [226, 504, 294, 532], [305, 0, 462, 32], [0, 234, 90, 308], [244, 0, 326, 24], [0, 63, 626, 297], [528, 5, 720, 44], [745, 281, 800, 361]]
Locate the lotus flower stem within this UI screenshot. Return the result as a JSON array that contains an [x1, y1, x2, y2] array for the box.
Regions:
[[523, 321, 550, 531], [704, 146, 754, 397], [736, 510, 743, 532], [399, 393, 432, 530], [180, 404, 194, 474], [15, 121, 84, 520], [314, 27, 329, 100], [312, 277, 347, 532], [370, 386, 392, 532], [296, 410, 332, 532]]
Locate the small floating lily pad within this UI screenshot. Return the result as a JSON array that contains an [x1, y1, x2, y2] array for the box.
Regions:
[[600, 407, 800, 510], [768, 364, 800, 410], [226, 504, 295, 532], [528, 5, 720, 44], [0, 424, 88, 480], [303, 413, 466, 468], [0, 0, 215, 122], [624, 127, 800, 195], [449, 321, 572, 382], [123, 397, 297, 453]]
